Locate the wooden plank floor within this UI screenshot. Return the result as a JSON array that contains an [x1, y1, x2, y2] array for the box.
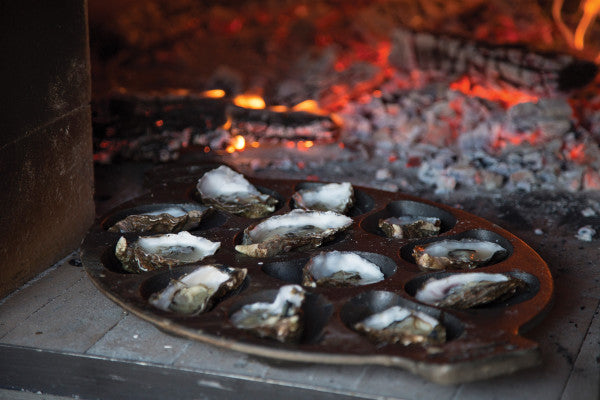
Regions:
[[0, 243, 598, 400]]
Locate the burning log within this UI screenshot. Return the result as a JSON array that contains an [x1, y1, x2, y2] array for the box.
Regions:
[[389, 28, 598, 96], [227, 104, 340, 142]]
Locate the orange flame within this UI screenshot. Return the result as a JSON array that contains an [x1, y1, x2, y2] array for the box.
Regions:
[[553, 0, 600, 52], [202, 89, 226, 98], [292, 99, 328, 115], [222, 117, 232, 130], [234, 94, 266, 109], [450, 76, 538, 108], [269, 105, 289, 112], [225, 135, 245, 154]]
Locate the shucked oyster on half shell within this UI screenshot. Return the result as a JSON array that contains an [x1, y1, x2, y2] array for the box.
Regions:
[[115, 231, 220, 273], [415, 272, 525, 309], [196, 165, 278, 218], [413, 239, 507, 271], [292, 182, 354, 214], [302, 251, 384, 287], [230, 284, 306, 343], [235, 209, 353, 258], [378, 216, 441, 239], [149, 264, 247, 315], [354, 306, 446, 346], [108, 205, 212, 234]]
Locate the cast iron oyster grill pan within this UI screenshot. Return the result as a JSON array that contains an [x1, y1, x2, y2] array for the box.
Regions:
[[81, 163, 553, 385]]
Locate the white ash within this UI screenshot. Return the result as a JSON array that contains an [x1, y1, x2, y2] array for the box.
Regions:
[[581, 207, 597, 217], [575, 225, 596, 242], [534, 228, 544, 235]]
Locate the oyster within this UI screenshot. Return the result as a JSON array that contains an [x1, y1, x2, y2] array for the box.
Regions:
[[415, 272, 525, 309], [149, 264, 247, 315], [378, 216, 441, 239], [108, 205, 212, 234], [230, 284, 305, 343], [413, 239, 507, 271], [354, 306, 446, 346], [292, 182, 354, 214], [302, 251, 384, 287], [235, 210, 353, 257], [115, 231, 220, 273], [196, 165, 278, 218]]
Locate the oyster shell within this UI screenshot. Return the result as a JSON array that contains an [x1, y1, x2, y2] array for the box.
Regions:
[[230, 284, 305, 343], [378, 216, 441, 239], [413, 239, 507, 271], [354, 306, 446, 346], [292, 182, 354, 214], [415, 272, 525, 309], [115, 231, 220, 273], [149, 264, 247, 315], [235, 210, 353, 257], [302, 251, 384, 287], [196, 165, 277, 218], [108, 205, 212, 234]]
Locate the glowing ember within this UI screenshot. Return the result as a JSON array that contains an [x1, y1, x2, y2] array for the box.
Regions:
[[292, 100, 328, 115], [232, 135, 245, 150], [202, 89, 226, 98], [234, 94, 266, 109], [297, 141, 314, 151], [225, 135, 246, 154], [449, 76, 539, 108], [222, 118, 232, 130], [269, 105, 289, 112]]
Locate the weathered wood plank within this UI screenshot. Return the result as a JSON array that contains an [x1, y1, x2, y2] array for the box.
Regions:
[[86, 314, 191, 365], [451, 291, 599, 399], [561, 299, 600, 400], [0, 255, 84, 338], [172, 341, 270, 379], [0, 276, 125, 353], [0, 344, 369, 400]]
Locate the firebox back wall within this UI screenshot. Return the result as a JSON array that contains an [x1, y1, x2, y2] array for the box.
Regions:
[[0, 0, 95, 297]]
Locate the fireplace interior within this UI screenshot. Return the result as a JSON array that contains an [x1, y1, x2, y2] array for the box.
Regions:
[[1, 0, 600, 398]]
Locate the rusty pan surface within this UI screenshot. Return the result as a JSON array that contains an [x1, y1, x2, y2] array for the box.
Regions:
[[81, 163, 553, 384]]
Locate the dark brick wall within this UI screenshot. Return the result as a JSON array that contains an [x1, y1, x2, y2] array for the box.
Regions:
[[0, 0, 95, 297]]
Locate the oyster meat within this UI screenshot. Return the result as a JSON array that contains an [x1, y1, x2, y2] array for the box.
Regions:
[[302, 251, 384, 287], [378, 216, 441, 239], [230, 284, 305, 343], [292, 182, 354, 214], [115, 231, 220, 273], [354, 306, 446, 346], [149, 264, 247, 315], [415, 272, 525, 309], [108, 205, 212, 234], [235, 209, 353, 257], [196, 165, 277, 218], [413, 239, 507, 271]]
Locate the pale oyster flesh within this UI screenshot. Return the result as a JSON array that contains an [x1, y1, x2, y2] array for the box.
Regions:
[[378, 216, 441, 239], [230, 284, 305, 343], [302, 251, 384, 287], [196, 165, 277, 218], [235, 210, 353, 257], [149, 264, 247, 315], [292, 182, 354, 214], [354, 306, 446, 346], [415, 272, 525, 309], [115, 231, 220, 273], [108, 206, 212, 234], [413, 239, 506, 271]]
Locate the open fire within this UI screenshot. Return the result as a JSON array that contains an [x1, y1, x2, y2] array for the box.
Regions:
[[90, 0, 600, 195]]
